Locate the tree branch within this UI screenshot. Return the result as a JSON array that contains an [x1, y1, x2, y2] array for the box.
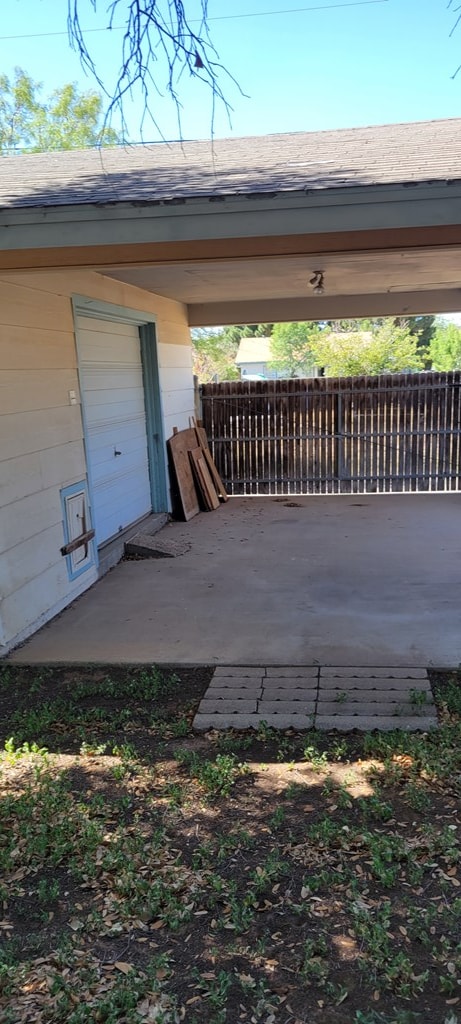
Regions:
[[67, 0, 244, 140]]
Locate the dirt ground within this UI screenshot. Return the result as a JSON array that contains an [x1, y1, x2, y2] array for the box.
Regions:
[[1, 662, 461, 1024]]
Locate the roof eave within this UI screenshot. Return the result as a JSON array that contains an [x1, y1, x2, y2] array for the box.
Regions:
[[0, 179, 461, 256]]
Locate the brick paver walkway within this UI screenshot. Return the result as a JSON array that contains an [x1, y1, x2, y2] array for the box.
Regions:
[[193, 666, 437, 732]]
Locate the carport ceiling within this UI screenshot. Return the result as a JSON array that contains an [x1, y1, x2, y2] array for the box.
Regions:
[[107, 247, 461, 304], [104, 245, 461, 325]]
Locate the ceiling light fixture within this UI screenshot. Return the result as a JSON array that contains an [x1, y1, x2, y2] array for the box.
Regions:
[[309, 270, 325, 295]]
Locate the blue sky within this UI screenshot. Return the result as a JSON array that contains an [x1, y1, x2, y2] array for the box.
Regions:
[[1, 0, 461, 141]]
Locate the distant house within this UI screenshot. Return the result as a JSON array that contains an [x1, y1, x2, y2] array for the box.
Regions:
[[235, 336, 319, 380]]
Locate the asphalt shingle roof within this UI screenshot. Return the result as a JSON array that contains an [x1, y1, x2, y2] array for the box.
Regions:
[[0, 117, 460, 210]]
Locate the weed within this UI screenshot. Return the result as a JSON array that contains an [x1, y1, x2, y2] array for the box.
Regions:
[[36, 877, 61, 903], [336, 783, 353, 810], [249, 850, 288, 894], [357, 793, 394, 821], [303, 742, 329, 770], [166, 715, 190, 738], [175, 751, 247, 796], [111, 741, 137, 760], [79, 740, 108, 756], [110, 762, 130, 781], [354, 1011, 422, 1023], [405, 781, 431, 811], [353, 903, 428, 997], [283, 780, 311, 800], [164, 781, 186, 807], [2, 737, 48, 762], [255, 720, 277, 742], [436, 675, 461, 720], [0, 666, 13, 691], [409, 688, 428, 708], [275, 735, 297, 761], [216, 829, 254, 861], [74, 667, 180, 703], [216, 731, 253, 753], [328, 738, 350, 760], [194, 968, 233, 1023], [8, 700, 73, 743], [223, 892, 255, 932], [300, 936, 330, 986], [268, 805, 286, 828]]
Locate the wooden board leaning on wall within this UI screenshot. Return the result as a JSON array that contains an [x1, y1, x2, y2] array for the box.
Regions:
[[167, 421, 228, 520]]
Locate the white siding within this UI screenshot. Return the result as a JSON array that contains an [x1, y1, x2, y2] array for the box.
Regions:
[[0, 269, 193, 653], [158, 340, 195, 436]]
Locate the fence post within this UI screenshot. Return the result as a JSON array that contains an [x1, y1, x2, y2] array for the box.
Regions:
[[194, 375, 202, 423], [335, 391, 344, 488]]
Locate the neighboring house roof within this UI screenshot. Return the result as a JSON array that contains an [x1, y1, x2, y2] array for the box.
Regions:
[[235, 337, 273, 365], [1, 117, 461, 209]]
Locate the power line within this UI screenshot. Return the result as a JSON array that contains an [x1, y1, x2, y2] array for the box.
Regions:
[[198, 0, 390, 22], [0, 1, 390, 43]]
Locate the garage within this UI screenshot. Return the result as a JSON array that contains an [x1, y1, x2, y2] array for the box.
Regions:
[[1, 116, 461, 656]]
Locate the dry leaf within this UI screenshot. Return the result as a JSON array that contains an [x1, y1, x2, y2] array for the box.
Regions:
[[114, 962, 133, 974], [68, 918, 83, 931]]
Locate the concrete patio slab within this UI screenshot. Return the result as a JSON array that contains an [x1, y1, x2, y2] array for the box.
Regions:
[[8, 494, 461, 668]]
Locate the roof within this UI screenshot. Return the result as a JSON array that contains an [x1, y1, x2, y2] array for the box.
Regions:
[[235, 337, 273, 365], [1, 117, 461, 210]]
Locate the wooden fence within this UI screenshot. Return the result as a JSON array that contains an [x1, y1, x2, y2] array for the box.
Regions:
[[201, 371, 461, 495]]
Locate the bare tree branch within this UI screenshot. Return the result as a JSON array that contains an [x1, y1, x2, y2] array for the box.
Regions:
[[67, 0, 244, 140], [447, 0, 461, 76]]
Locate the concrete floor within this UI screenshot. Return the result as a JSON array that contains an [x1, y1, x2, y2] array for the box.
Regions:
[[9, 494, 461, 667]]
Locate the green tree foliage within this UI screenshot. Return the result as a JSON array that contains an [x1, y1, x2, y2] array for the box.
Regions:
[[309, 320, 424, 376], [192, 325, 273, 382], [400, 315, 435, 351], [191, 329, 240, 383], [269, 321, 320, 377], [0, 68, 118, 153], [192, 317, 434, 382], [218, 324, 274, 346], [327, 316, 435, 355], [429, 320, 461, 370]]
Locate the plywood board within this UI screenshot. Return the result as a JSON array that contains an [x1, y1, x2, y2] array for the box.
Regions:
[[192, 421, 229, 502], [189, 448, 220, 511], [167, 429, 201, 521]]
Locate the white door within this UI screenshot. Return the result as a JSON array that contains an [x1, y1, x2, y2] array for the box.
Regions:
[[77, 314, 152, 546]]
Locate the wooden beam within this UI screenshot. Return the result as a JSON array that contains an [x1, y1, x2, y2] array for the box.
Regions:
[[1, 224, 461, 273], [61, 529, 95, 556], [188, 288, 461, 326]]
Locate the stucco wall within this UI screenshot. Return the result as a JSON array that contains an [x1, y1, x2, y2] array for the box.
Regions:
[[0, 269, 193, 653]]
